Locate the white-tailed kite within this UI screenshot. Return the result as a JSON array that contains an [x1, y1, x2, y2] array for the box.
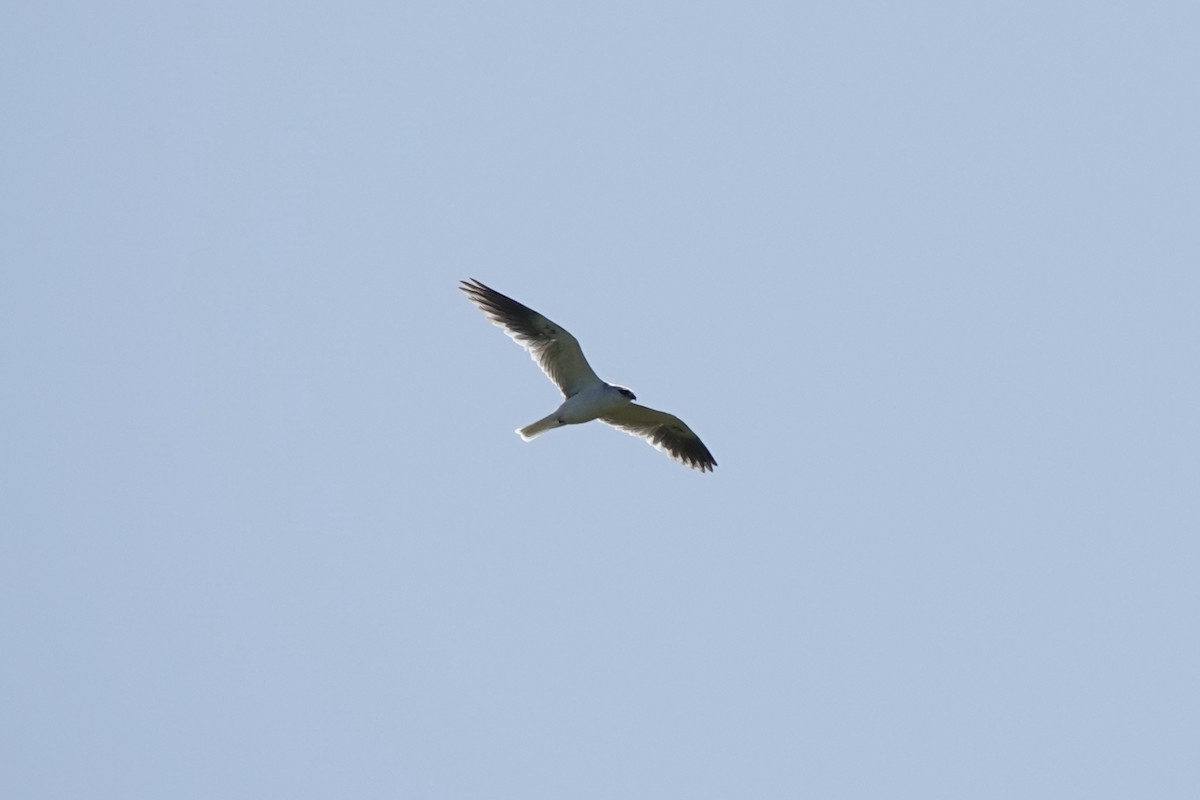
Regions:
[[460, 279, 717, 472]]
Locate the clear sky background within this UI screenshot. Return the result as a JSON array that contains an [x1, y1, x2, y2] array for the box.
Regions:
[[3, 2, 1198, 798]]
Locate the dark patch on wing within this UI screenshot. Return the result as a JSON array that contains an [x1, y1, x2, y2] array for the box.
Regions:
[[651, 423, 717, 472]]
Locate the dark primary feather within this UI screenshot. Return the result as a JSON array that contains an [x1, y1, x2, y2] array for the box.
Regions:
[[459, 278, 545, 346], [651, 425, 717, 472]]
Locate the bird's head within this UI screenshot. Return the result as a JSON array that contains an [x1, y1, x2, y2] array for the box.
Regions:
[[615, 386, 637, 401]]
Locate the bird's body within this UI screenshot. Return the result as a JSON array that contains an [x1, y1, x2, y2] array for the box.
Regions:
[[517, 382, 635, 440], [460, 279, 716, 472]]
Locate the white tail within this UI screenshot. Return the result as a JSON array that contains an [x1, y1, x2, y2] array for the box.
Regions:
[[517, 413, 561, 441]]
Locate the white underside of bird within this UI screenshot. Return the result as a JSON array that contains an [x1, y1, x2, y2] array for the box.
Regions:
[[517, 382, 635, 440]]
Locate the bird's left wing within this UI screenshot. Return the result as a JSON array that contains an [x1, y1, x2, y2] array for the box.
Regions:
[[600, 403, 717, 472], [460, 279, 603, 397]]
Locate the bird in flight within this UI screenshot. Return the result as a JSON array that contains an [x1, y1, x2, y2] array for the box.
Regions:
[[460, 279, 716, 472]]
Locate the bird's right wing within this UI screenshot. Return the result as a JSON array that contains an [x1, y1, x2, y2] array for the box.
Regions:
[[460, 279, 602, 397], [600, 403, 717, 472]]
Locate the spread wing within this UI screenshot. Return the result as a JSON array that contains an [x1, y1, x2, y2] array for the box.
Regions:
[[600, 403, 717, 472], [460, 279, 603, 397]]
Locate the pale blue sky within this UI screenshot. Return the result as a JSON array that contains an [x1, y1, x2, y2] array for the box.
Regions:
[[3, 1, 1198, 798]]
